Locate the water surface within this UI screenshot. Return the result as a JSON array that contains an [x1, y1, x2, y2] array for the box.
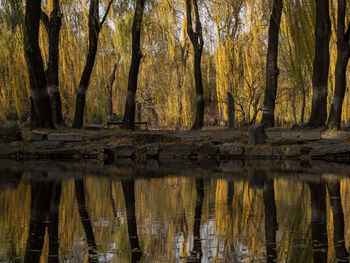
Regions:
[[0, 160, 349, 262]]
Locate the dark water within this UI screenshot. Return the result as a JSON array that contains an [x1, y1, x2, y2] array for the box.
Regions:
[[0, 160, 350, 262]]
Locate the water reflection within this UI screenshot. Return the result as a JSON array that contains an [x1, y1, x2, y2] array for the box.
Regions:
[[0, 162, 350, 262]]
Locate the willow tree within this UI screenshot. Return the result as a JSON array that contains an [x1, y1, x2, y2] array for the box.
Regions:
[[261, 0, 283, 127], [308, 0, 331, 128], [40, 0, 64, 125], [72, 0, 113, 128], [186, 0, 204, 130], [122, 0, 145, 130], [24, 0, 54, 129], [327, 0, 350, 130]]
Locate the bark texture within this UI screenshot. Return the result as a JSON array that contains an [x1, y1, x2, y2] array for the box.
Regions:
[[186, 0, 205, 130], [262, 0, 283, 127], [122, 0, 145, 130], [327, 0, 350, 130], [24, 0, 54, 129], [41, 0, 64, 125], [308, 0, 331, 128], [73, 0, 113, 128]]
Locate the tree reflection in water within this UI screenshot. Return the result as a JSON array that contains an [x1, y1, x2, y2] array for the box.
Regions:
[[24, 174, 61, 263], [75, 179, 98, 263], [121, 179, 142, 262], [308, 182, 328, 263]]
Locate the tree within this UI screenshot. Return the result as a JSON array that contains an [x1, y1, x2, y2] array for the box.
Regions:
[[308, 0, 331, 128], [327, 0, 350, 130], [72, 0, 113, 128], [40, 0, 64, 126], [122, 0, 145, 130], [23, 0, 54, 129], [261, 0, 283, 127], [107, 63, 118, 121], [186, 0, 205, 130]]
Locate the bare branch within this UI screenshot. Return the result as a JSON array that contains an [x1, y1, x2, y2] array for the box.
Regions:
[[100, 0, 114, 27]]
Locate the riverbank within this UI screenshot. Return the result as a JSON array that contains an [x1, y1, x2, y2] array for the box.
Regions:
[[1, 127, 350, 163]]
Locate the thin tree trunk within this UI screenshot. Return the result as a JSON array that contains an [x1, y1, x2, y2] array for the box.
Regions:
[[122, 0, 145, 130], [107, 63, 118, 120], [73, 0, 113, 128], [308, 183, 328, 263], [262, 0, 283, 128], [301, 89, 306, 123], [186, 0, 205, 130], [41, 0, 64, 126], [308, 0, 331, 128], [227, 92, 235, 128], [327, 0, 350, 130], [24, 0, 54, 129]]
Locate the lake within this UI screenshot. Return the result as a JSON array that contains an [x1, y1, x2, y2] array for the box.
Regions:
[[0, 159, 349, 262]]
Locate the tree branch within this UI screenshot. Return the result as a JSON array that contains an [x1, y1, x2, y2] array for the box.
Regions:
[[40, 9, 49, 31], [100, 0, 114, 27]]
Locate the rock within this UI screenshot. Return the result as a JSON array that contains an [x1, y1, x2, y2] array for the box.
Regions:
[[198, 159, 218, 170], [29, 140, 63, 150], [0, 143, 17, 157], [198, 143, 219, 158], [245, 147, 283, 159], [219, 143, 243, 157], [83, 124, 104, 130], [146, 143, 160, 158], [48, 133, 83, 142], [310, 144, 350, 160], [282, 131, 320, 141], [270, 138, 305, 146], [62, 142, 83, 148], [219, 160, 243, 172], [114, 145, 136, 158], [159, 144, 198, 159], [248, 124, 267, 145], [0, 121, 22, 142], [284, 145, 303, 158], [30, 130, 49, 141]]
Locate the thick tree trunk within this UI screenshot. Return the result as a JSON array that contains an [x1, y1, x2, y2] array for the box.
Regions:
[[309, 183, 328, 263], [72, 0, 113, 128], [121, 180, 142, 262], [227, 92, 235, 129], [308, 0, 331, 128], [263, 180, 278, 263], [41, 0, 64, 126], [122, 0, 145, 130], [24, 0, 54, 129], [107, 63, 118, 120], [73, 0, 100, 128], [262, 0, 283, 128], [327, 0, 350, 130], [186, 0, 205, 130]]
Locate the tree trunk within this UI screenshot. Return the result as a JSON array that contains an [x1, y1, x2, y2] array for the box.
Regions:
[[72, 0, 113, 128], [24, 0, 54, 129], [327, 0, 350, 130], [301, 89, 306, 123], [41, 0, 64, 126], [122, 0, 145, 130], [262, 0, 283, 128], [186, 0, 205, 130], [308, 0, 331, 128], [227, 92, 235, 129], [107, 63, 118, 120]]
